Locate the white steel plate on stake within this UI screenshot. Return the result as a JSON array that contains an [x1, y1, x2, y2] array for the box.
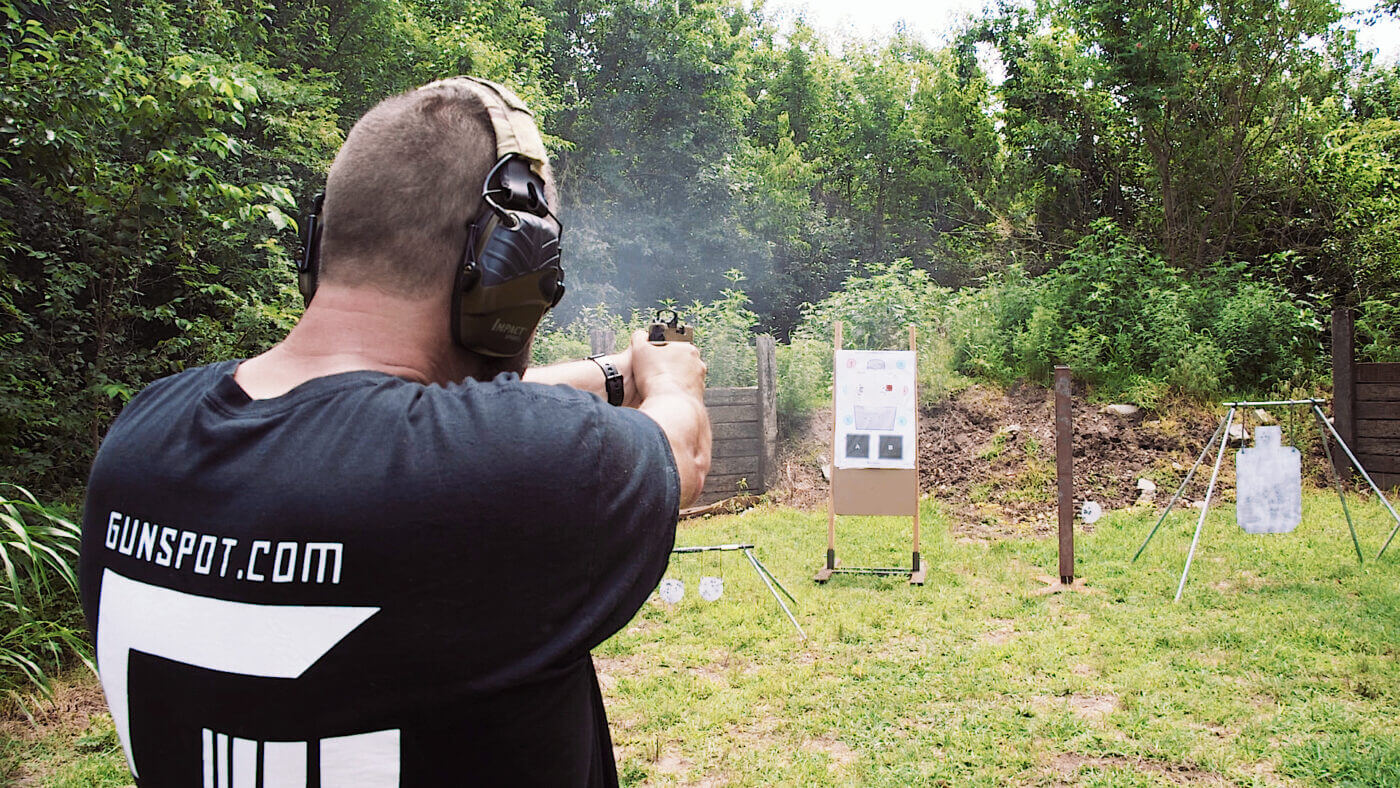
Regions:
[[834, 350, 917, 470]]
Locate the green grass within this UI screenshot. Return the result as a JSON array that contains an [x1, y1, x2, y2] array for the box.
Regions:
[[4, 489, 1399, 786], [602, 489, 1400, 786], [0, 711, 129, 787]]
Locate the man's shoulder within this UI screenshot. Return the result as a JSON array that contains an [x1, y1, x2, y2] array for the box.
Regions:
[[445, 376, 664, 454], [116, 361, 235, 419]]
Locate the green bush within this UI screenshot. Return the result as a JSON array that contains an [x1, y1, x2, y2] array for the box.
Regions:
[[775, 336, 828, 437], [948, 265, 1041, 383], [775, 260, 967, 432], [0, 4, 338, 494], [682, 270, 760, 388], [1213, 280, 1319, 389], [796, 260, 950, 351], [532, 278, 761, 388], [1356, 296, 1400, 362], [1163, 339, 1227, 401], [945, 220, 1320, 403], [530, 316, 593, 367]]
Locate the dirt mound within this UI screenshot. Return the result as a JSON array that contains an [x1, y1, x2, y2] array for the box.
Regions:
[[773, 382, 1274, 539]]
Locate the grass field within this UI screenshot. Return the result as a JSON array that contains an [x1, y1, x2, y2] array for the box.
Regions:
[[4, 489, 1399, 786]]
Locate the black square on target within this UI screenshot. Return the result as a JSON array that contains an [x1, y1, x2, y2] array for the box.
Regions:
[[878, 435, 904, 459], [845, 433, 870, 459]]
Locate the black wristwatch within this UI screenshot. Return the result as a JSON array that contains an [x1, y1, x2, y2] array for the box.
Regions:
[[588, 354, 624, 406]]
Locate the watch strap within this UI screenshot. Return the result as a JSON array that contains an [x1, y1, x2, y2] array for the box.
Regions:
[[588, 354, 624, 406]]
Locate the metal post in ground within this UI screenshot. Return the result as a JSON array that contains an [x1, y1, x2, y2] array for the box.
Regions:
[[1035, 368, 1098, 595], [1055, 366, 1074, 584]]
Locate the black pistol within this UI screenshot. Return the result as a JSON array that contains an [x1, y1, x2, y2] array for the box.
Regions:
[[648, 309, 693, 344]]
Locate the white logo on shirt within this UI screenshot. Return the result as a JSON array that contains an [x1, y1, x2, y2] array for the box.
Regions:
[[95, 569, 381, 781], [201, 727, 399, 787]]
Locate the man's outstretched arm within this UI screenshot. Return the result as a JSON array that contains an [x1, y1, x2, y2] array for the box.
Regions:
[[524, 331, 709, 505], [523, 351, 641, 407]]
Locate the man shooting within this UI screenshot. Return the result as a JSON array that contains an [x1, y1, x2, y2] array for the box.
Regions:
[[79, 76, 710, 786]]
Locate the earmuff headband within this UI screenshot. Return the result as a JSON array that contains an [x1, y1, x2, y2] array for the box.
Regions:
[[434, 79, 564, 357], [418, 77, 550, 175]]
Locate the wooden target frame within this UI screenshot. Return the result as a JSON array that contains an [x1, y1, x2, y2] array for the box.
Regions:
[[814, 321, 925, 585]]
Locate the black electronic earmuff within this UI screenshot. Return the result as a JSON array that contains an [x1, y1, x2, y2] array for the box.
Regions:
[[297, 192, 324, 306], [451, 152, 564, 357], [294, 155, 564, 356]]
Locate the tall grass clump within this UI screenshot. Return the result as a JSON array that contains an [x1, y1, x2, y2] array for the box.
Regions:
[[0, 485, 90, 702], [947, 220, 1320, 405]]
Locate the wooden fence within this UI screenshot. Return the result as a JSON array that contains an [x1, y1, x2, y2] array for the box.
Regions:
[[589, 332, 779, 505], [1333, 309, 1400, 490]]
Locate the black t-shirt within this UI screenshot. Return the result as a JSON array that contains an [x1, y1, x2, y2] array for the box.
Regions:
[[79, 360, 679, 787]]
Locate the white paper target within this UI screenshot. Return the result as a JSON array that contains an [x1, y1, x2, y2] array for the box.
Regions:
[[833, 350, 917, 470], [658, 578, 685, 604], [698, 576, 724, 602], [1079, 501, 1103, 524], [1236, 425, 1301, 534]]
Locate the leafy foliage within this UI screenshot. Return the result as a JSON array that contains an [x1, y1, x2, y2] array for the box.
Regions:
[[529, 315, 595, 367], [679, 270, 760, 388], [947, 222, 1319, 403], [0, 1, 334, 492], [0, 0, 1396, 754], [1, 0, 1395, 484], [1356, 296, 1400, 362]]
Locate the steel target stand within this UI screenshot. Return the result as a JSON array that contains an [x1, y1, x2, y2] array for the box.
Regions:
[[671, 543, 805, 639], [1133, 398, 1400, 601]]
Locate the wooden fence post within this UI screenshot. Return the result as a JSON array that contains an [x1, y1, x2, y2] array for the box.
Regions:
[[1333, 308, 1356, 478], [756, 334, 779, 495], [589, 328, 615, 357]]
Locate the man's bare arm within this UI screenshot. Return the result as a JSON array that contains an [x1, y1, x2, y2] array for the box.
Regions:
[[524, 332, 709, 505], [523, 353, 640, 407]]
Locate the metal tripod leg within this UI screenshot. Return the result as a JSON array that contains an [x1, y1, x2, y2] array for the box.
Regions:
[[1311, 404, 1400, 559], [1134, 415, 1229, 562], [1312, 406, 1363, 563], [744, 549, 798, 606], [1176, 407, 1236, 603], [743, 549, 805, 639]]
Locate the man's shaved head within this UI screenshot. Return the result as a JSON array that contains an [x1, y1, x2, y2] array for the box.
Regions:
[[317, 81, 502, 296]]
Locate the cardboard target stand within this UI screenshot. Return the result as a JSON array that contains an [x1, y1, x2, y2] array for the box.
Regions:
[[815, 321, 926, 585]]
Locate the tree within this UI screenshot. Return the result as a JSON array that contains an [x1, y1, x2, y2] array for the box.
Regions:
[[1063, 0, 1345, 267]]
